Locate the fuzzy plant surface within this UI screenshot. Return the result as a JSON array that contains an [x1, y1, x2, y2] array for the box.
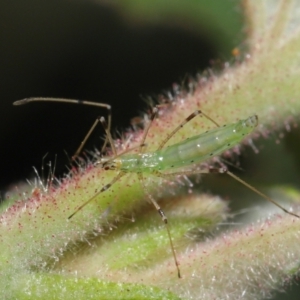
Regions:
[[2, 0, 300, 299]]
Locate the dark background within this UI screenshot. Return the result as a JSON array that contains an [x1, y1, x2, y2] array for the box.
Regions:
[[0, 0, 229, 191], [1, 1, 300, 299]]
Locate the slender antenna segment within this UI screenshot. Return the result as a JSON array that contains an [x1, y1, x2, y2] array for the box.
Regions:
[[13, 97, 112, 158]]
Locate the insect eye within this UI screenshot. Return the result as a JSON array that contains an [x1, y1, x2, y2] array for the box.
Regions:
[[104, 166, 110, 171]]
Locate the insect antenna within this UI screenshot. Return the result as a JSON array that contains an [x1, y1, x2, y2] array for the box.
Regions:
[[13, 97, 112, 160]]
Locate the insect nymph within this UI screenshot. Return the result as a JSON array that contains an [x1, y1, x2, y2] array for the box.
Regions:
[[14, 97, 300, 278]]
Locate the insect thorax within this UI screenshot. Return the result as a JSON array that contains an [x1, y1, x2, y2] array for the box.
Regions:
[[119, 152, 162, 173]]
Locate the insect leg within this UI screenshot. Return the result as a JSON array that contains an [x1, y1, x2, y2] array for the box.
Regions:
[[135, 106, 181, 276], [139, 106, 158, 153], [157, 110, 220, 150], [154, 168, 300, 219], [68, 171, 126, 219], [99, 116, 117, 156], [94, 115, 147, 167], [226, 170, 300, 219], [152, 167, 227, 178], [137, 173, 181, 278]]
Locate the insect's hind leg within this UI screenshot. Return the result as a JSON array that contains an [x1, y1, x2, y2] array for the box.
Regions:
[[157, 110, 220, 150], [137, 173, 181, 278], [225, 170, 300, 219], [154, 167, 300, 219]]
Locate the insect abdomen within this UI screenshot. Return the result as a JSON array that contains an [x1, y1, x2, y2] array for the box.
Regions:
[[155, 115, 258, 171]]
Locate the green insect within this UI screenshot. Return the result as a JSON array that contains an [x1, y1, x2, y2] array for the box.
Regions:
[[14, 97, 300, 278]]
